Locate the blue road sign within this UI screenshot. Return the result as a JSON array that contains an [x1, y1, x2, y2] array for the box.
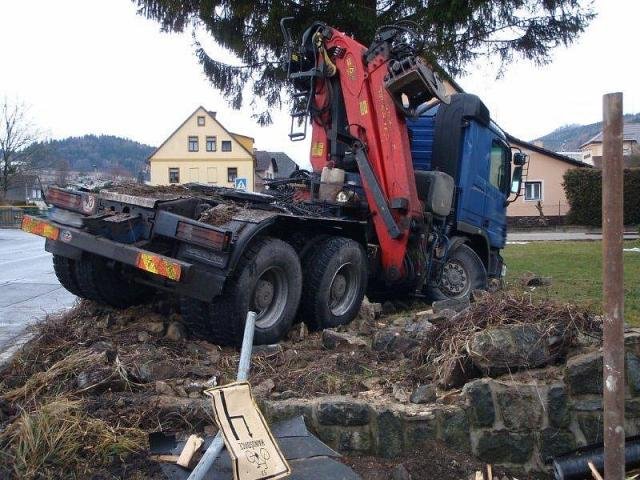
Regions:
[[234, 177, 248, 191]]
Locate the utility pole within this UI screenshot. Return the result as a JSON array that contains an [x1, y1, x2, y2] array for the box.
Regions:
[[602, 92, 624, 479]]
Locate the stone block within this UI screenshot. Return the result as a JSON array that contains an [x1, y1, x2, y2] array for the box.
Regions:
[[261, 399, 313, 425], [315, 425, 372, 453], [410, 384, 437, 404], [476, 431, 534, 464], [321, 329, 368, 350], [463, 379, 495, 428], [539, 428, 576, 462], [496, 386, 543, 431], [548, 385, 571, 428], [375, 409, 403, 458], [404, 415, 438, 449], [439, 407, 470, 452], [577, 412, 603, 444], [433, 297, 470, 313], [316, 397, 370, 426], [627, 352, 640, 395], [565, 351, 603, 396]]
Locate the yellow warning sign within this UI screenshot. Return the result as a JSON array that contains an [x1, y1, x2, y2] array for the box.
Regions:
[[205, 382, 290, 480], [311, 142, 324, 157]]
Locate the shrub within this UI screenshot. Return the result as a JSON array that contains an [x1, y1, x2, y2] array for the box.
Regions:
[[563, 168, 640, 226]]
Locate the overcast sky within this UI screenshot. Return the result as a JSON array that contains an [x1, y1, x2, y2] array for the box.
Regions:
[[0, 0, 637, 168]]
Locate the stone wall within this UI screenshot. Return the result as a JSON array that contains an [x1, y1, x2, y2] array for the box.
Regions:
[[258, 331, 640, 472]]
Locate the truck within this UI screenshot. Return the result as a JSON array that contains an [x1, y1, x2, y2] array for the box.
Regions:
[[21, 21, 527, 346]]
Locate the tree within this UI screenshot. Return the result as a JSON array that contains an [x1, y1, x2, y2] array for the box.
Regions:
[[0, 98, 42, 199], [133, 0, 595, 124], [55, 158, 70, 186]]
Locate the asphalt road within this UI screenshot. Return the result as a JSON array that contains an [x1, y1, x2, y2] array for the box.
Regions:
[[0, 229, 77, 361]]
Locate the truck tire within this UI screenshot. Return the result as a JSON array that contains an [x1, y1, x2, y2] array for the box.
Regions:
[[427, 244, 487, 301], [181, 237, 302, 346], [74, 254, 152, 307], [52, 255, 83, 297], [299, 237, 367, 330]]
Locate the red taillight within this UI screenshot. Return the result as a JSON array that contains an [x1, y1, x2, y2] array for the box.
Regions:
[[176, 222, 231, 251], [47, 188, 81, 211]]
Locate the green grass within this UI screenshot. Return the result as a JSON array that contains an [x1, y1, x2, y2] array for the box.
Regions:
[[503, 240, 640, 325]]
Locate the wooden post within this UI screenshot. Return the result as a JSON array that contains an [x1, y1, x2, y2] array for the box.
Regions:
[[602, 92, 625, 479]]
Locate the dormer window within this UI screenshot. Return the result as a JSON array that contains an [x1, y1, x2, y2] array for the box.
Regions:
[[197, 116, 205, 126]]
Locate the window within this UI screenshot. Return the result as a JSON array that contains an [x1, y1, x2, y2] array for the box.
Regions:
[[197, 116, 205, 126], [524, 181, 542, 201], [206, 136, 217, 152], [188, 136, 199, 152], [169, 168, 180, 184], [489, 141, 509, 192], [221, 140, 232, 152], [227, 167, 238, 183]]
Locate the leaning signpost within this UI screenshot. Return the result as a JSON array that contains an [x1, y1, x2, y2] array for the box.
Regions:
[[602, 92, 625, 479]]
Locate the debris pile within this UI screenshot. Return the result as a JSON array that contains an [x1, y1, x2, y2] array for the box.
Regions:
[[0, 289, 601, 478]]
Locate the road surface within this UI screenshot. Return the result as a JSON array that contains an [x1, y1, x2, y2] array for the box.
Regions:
[[0, 229, 77, 361]]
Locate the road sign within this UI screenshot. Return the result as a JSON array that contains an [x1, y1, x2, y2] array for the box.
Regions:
[[205, 382, 290, 480], [235, 177, 248, 191]]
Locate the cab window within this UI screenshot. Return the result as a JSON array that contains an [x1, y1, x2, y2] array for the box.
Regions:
[[489, 140, 509, 193]]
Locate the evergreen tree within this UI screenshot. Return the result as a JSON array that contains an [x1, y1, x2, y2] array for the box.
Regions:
[[134, 0, 594, 124]]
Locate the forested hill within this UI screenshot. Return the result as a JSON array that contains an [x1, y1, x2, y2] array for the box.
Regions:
[[533, 113, 640, 152], [28, 135, 155, 175]]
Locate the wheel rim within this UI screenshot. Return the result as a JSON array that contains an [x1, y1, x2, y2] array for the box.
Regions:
[[251, 266, 289, 329], [328, 262, 360, 317], [440, 260, 469, 298]]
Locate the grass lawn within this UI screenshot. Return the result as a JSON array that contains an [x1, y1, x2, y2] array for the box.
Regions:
[[503, 240, 640, 325]]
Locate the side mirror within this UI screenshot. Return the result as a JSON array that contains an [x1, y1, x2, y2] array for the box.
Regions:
[[511, 166, 523, 194], [513, 152, 527, 166]]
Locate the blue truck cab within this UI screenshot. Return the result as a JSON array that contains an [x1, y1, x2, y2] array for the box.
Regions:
[[407, 93, 521, 281]]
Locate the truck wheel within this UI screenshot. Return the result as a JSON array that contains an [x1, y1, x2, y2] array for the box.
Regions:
[[427, 244, 487, 301], [300, 237, 367, 330], [52, 255, 83, 297], [181, 237, 302, 346], [75, 254, 153, 308]]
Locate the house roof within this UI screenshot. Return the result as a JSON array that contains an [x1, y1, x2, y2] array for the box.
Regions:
[[580, 123, 640, 148], [7, 174, 40, 188], [506, 134, 591, 168], [147, 106, 254, 160], [254, 151, 299, 177]]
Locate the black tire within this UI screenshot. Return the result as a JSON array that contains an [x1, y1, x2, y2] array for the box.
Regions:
[[427, 244, 487, 301], [181, 237, 302, 346], [74, 254, 153, 307], [299, 236, 367, 330], [52, 255, 83, 297]]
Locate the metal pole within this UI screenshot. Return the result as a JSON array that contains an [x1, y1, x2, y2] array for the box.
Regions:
[[602, 92, 625, 480], [187, 311, 257, 480]]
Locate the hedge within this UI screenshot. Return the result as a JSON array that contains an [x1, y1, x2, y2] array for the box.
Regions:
[[563, 168, 640, 226]]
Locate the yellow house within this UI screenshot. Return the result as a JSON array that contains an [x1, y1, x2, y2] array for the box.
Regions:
[[148, 107, 255, 191]]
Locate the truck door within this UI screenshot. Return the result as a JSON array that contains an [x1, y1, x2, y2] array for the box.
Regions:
[[483, 139, 510, 248], [456, 123, 489, 228]]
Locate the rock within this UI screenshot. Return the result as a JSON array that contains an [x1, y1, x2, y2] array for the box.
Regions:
[[253, 379, 276, 397], [322, 330, 368, 350], [410, 384, 437, 404], [165, 321, 187, 342], [141, 321, 165, 334], [463, 379, 495, 428], [432, 297, 469, 313], [577, 412, 603, 444], [393, 384, 411, 403], [76, 371, 90, 390], [253, 344, 283, 356], [496, 386, 543, 431], [572, 398, 602, 411], [548, 385, 571, 428], [261, 398, 314, 424], [392, 316, 411, 327], [174, 385, 189, 397], [391, 464, 412, 480], [359, 297, 382, 320], [372, 328, 419, 355], [471, 289, 489, 302], [566, 351, 603, 395], [403, 320, 435, 341], [438, 355, 478, 389], [476, 431, 534, 464], [468, 324, 557, 373], [137, 331, 150, 342], [271, 390, 296, 400], [141, 360, 182, 381], [316, 398, 370, 426], [185, 381, 204, 393], [382, 301, 396, 315], [155, 380, 175, 396]]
